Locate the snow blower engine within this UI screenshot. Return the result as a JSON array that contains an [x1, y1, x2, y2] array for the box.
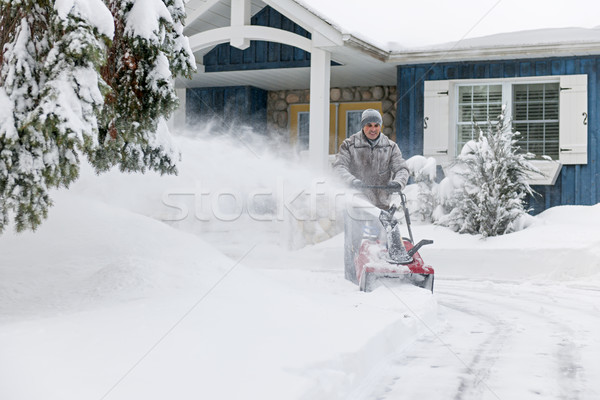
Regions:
[[344, 186, 435, 292]]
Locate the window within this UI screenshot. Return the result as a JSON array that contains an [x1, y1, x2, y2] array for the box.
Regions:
[[512, 83, 559, 159], [289, 104, 336, 153], [456, 84, 502, 155], [289, 102, 383, 154], [424, 75, 587, 168], [346, 110, 363, 137], [453, 82, 561, 159], [297, 112, 310, 151]]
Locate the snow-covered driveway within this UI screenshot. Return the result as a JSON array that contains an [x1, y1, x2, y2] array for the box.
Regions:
[[354, 280, 600, 400]]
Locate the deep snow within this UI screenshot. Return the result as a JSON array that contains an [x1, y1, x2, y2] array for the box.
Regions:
[[0, 128, 599, 399]]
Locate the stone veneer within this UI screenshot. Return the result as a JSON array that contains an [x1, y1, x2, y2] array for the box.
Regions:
[[267, 86, 398, 141]]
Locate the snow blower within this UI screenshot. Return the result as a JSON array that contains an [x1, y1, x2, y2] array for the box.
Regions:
[[344, 186, 435, 292]]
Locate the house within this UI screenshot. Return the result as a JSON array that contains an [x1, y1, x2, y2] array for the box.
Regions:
[[178, 0, 600, 212]]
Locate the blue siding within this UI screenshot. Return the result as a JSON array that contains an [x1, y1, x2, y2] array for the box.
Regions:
[[186, 86, 267, 128], [396, 56, 600, 211]]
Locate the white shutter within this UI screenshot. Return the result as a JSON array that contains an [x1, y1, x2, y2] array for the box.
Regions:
[[423, 80, 450, 164], [559, 74, 588, 165]]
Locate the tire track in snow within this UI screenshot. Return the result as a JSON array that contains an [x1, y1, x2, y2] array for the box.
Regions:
[[438, 299, 509, 400], [357, 281, 599, 400], [438, 283, 591, 400], [353, 290, 507, 400]]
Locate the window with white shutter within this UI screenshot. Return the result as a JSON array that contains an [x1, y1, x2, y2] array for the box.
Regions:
[[559, 75, 588, 165], [423, 80, 450, 164], [423, 74, 588, 173]]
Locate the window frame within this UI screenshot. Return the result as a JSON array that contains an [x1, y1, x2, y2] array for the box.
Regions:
[[423, 74, 588, 185], [450, 76, 561, 159]]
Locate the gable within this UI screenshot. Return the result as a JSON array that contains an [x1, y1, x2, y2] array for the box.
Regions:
[[203, 5, 339, 72]]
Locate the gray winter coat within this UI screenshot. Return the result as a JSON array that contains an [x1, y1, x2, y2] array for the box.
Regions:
[[334, 131, 409, 209]]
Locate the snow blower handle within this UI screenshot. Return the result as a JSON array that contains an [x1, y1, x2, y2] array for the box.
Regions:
[[354, 184, 414, 243]]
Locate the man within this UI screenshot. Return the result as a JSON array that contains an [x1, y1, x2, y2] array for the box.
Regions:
[[334, 109, 411, 283], [334, 109, 409, 209]]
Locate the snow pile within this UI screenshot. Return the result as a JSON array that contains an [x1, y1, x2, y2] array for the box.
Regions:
[[0, 188, 438, 400], [1, 127, 600, 399], [0, 128, 437, 400], [415, 203, 600, 282]]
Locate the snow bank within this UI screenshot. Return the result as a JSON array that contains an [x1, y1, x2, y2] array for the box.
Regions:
[[2, 127, 600, 399], [413, 204, 600, 283], [0, 129, 438, 400], [0, 190, 437, 399]]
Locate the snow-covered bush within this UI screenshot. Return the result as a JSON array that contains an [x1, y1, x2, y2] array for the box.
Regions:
[[435, 112, 540, 237], [405, 155, 438, 222]]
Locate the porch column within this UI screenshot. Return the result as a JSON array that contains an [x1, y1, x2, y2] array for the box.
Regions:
[[308, 46, 331, 171]]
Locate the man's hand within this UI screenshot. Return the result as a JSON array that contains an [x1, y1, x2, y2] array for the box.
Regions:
[[351, 179, 362, 188], [389, 181, 403, 190]]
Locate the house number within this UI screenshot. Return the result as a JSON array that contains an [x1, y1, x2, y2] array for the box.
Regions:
[[424, 117, 429, 129], [583, 112, 588, 125]]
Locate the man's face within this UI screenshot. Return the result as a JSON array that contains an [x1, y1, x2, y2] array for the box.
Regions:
[[363, 122, 381, 140]]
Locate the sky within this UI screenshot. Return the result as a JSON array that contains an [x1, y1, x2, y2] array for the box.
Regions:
[[298, 0, 600, 48]]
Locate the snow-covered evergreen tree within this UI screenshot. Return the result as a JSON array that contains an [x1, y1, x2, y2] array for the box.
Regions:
[[91, 0, 195, 175], [0, 2, 53, 232], [0, 0, 195, 233], [437, 111, 540, 237], [0, 0, 112, 232]]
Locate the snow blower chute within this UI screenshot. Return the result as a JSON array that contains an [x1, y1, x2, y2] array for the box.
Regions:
[[344, 186, 435, 292]]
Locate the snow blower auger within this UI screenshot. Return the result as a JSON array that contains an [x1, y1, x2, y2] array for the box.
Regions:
[[344, 186, 435, 293]]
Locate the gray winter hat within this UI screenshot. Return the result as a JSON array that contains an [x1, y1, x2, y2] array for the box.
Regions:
[[361, 109, 383, 128]]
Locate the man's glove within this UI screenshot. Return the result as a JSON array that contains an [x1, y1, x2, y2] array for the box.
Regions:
[[351, 179, 362, 188], [389, 181, 403, 191]]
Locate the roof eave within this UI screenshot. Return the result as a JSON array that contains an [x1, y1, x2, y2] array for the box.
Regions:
[[387, 42, 600, 65], [342, 34, 390, 62]]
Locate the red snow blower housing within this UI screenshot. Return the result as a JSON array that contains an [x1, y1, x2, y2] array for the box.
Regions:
[[344, 186, 435, 292]]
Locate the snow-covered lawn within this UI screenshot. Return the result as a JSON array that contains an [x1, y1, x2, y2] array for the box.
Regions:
[[1, 133, 599, 399]]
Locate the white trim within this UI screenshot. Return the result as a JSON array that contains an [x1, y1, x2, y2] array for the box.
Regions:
[[261, 0, 344, 46], [184, 0, 222, 29], [450, 75, 561, 85], [559, 74, 588, 165], [388, 43, 600, 65], [527, 160, 562, 185], [188, 25, 313, 53], [341, 34, 389, 61], [230, 0, 251, 49], [308, 46, 331, 171], [423, 80, 450, 164], [168, 88, 187, 131]]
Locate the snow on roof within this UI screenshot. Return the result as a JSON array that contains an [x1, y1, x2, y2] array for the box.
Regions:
[[403, 27, 600, 53], [293, 0, 600, 52]]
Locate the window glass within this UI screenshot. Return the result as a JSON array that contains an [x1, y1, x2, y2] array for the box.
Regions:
[[456, 84, 502, 154], [512, 83, 560, 159], [346, 110, 363, 137], [298, 112, 309, 151]]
